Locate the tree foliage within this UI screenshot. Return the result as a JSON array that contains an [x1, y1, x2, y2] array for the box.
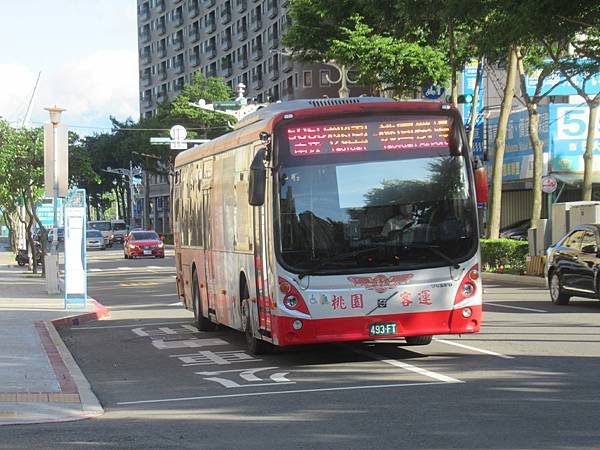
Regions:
[[72, 73, 234, 220], [0, 121, 46, 269]]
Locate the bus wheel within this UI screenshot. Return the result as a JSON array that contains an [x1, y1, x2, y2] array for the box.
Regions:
[[241, 298, 272, 355], [405, 335, 433, 346], [192, 270, 215, 331]]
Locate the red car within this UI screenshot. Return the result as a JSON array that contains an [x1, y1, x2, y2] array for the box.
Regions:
[[123, 230, 165, 259]]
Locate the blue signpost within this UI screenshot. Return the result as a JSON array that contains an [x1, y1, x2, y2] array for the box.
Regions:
[[63, 189, 87, 310]]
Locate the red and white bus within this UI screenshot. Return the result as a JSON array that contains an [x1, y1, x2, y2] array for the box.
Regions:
[[173, 98, 486, 354]]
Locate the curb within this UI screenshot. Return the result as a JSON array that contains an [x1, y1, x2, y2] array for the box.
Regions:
[[482, 272, 547, 288], [51, 298, 111, 328], [45, 321, 104, 421], [0, 299, 110, 426]]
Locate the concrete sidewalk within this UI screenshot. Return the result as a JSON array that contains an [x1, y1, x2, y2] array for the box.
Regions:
[[0, 244, 110, 426], [482, 271, 547, 288]]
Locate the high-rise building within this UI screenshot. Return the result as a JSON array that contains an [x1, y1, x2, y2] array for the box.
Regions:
[[135, 0, 363, 233], [137, 0, 356, 120]]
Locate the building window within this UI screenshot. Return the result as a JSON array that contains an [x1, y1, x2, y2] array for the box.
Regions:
[[303, 71, 312, 88], [319, 69, 331, 87]]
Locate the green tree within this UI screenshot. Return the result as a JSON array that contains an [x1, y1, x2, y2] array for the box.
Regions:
[[0, 122, 46, 272], [283, 1, 453, 96], [73, 72, 234, 225], [330, 16, 450, 97]]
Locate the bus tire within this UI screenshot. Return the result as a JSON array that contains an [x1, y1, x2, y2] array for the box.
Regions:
[[405, 335, 433, 346], [241, 297, 272, 355], [192, 270, 215, 331]]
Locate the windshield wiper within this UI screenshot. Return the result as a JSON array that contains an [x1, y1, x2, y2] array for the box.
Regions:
[[297, 247, 378, 279], [401, 243, 460, 269]]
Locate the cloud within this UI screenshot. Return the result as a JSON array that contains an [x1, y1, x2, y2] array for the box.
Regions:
[[0, 49, 139, 133], [0, 64, 39, 126]]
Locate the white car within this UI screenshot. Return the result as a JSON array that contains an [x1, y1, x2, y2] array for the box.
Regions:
[[87, 220, 112, 247], [86, 230, 106, 250]]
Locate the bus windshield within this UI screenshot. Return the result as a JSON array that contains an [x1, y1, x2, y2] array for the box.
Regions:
[[276, 115, 477, 274]]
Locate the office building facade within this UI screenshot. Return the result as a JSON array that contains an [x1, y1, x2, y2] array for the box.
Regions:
[[136, 0, 358, 232], [137, 0, 353, 119]]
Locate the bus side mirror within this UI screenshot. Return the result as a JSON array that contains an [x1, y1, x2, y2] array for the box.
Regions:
[[248, 148, 267, 206], [473, 159, 489, 204], [449, 125, 463, 156]]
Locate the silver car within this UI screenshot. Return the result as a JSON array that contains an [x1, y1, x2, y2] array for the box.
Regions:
[[86, 230, 106, 250]]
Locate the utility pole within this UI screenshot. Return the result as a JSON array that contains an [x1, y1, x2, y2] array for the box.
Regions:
[[104, 163, 141, 229], [44, 106, 67, 295], [129, 160, 136, 228], [144, 158, 150, 230]]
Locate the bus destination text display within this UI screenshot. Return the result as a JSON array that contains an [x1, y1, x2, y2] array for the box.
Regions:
[[286, 116, 451, 156]]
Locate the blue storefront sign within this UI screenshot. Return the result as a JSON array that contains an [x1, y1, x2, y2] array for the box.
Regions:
[[36, 198, 64, 228], [526, 68, 600, 97], [471, 122, 485, 160], [487, 107, 550, 182], [548, 104, 600, 173], [487, 103, 600, 182]]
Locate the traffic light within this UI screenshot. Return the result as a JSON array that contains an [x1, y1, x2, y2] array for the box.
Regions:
[[457, 94, 474, 104]]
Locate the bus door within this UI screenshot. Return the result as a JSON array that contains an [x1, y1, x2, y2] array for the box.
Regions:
[[253, 204, 272, 337], [201, 160, 217, 319]]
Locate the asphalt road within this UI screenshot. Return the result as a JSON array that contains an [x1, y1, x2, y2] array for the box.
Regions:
[[1, 246, 599, 449]]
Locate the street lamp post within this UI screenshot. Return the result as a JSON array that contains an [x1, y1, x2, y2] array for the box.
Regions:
[[324, 60, 358, 98], [45, 107, 66, 252], [129, 160, 135, 229], [44, 106, 66, 294]]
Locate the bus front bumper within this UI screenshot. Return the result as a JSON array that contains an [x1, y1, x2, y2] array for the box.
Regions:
[[271, 306, 481, 347]]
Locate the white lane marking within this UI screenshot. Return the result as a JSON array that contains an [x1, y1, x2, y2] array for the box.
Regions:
[[203, 379, 295, 388], [434, 338, 514, 359], [168, 302, 183, 306], [350, 347, 462, 383], [89, 268, 102, 272], [116, 381, 451, 405], [485, 302, 547, 313], [270, 372, 292, 383], [69, 321, 191, 330]]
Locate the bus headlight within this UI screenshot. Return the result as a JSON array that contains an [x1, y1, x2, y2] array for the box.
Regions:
[[462, 283, 475, 297], [292, 320, 303, 330], [284, 295, 298, 309]]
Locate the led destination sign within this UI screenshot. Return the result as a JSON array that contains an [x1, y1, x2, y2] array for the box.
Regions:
[[286, 116, 451, 156]]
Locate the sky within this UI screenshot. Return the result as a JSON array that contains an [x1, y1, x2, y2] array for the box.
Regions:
[[0, 0, 139, 135]]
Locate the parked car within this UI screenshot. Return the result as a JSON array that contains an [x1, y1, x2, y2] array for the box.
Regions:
[[86, 230, 106, 250], [87, 221, 112, 247], [110, 220, 128, 243], [546, 224, 600, 305], [47, 227, 64, 243], [123, 230, 165, 259], [500, 219, 530, 241]]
